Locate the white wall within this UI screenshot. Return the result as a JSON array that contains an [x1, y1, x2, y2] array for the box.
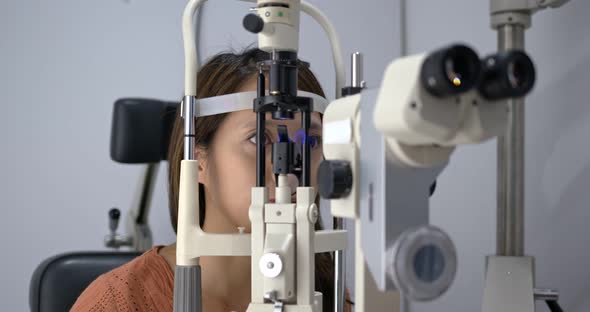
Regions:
[[0, 0, 399, 310], [405, 1, 590, 312], [1, 0, 185, 309]]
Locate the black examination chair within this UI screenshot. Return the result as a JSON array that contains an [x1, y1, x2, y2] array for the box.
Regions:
[[29, 98, 179, 312]]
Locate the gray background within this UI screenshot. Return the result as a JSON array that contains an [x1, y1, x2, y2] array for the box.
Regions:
[[1, 0, 588, 311]]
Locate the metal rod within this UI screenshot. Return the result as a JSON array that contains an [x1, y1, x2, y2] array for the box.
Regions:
[[135, 163, 159, 224], [334, 218, 346, 312], [351, 52, 363, 88], [401, 293, 411, 312], [496, 24, 526, 256], [334, 50, 368, 312], [256, 112, 266, 186], [546, 300, 564, 312], [256, 72, 266, 187], [182, 96, 196, 160], [534, 288, 559, 302], [400, 0, 408, 57], [302, 111, 311, 186]]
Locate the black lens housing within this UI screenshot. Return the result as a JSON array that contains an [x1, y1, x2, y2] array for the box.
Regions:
[[421, 44, 481, 97], [272, 109, 295, 120], [269, 52, 298, 98], [478, 50, 536, 100]]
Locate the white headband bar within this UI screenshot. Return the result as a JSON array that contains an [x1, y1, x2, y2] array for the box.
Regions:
[[194, 90, 328, 117]]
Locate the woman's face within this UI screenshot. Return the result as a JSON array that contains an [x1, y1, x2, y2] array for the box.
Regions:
[[197, 78, 324, 233]]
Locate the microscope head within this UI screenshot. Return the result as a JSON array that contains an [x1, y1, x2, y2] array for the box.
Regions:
[[373, 44, 482, 147], [449, 49, 535, 145], [373, 44, 536, 165], [243, 0, 301, 53], [478, 50, 535, 101]]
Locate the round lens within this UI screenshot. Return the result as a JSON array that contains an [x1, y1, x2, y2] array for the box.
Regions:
[[444, 51, 475, 88], [478, 51, 535, 100], [445, 59, 463, 87], [508, 59, 527, 89], [420, 44, 481, 97], [413, 244, 445, 283]]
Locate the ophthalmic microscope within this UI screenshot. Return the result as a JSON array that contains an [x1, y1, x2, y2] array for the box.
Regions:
[[173, 1, 347, 311], [483, 1, 569, 311], [173, 0, 568, 311], [320, 42, 537, 311]]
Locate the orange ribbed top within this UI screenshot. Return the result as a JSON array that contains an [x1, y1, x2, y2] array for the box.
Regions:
[[70, 246, 174, 312], [71, 246, 351, 312]]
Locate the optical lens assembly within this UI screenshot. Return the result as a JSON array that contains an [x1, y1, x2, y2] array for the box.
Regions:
[[414, 244, 446, 283], [421, 44, 482, 97], [478, 50, 535, 100], [387, 225, 457, 302]]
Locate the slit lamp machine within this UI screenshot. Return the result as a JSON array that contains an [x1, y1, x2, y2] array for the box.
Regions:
[[166, 0, 571, 311]]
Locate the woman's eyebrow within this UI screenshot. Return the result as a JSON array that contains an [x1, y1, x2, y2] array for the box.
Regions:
[[309, 121, 322, 131]]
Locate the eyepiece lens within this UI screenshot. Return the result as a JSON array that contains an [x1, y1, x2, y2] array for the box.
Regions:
[[478, 50, 535, 100], [421, 44, 481, 97], [444, 53, 474, 88], [508, 59, 528, 89]]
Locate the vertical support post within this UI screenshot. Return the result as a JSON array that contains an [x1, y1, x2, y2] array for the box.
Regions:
[[483, 7, 538, 312], [496, 22, 526, 257], [333, 217, 345, 312], [334, 51, 364, 312], [296, 187, 316, 306], [302, 111, 311, 186], [182, 96, 196, 161], [256, 71, 266, 187]]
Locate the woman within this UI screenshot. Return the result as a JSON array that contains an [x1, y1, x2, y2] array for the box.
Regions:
[[71, 48, 348, 312]]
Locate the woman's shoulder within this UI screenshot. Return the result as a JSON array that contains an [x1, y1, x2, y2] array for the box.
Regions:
[[70, 246, 174, 312]]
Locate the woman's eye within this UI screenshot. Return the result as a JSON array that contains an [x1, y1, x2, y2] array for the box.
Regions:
[[293, 134, 322, 149], [249, 134, 271, 145], [292, 129, 322, 150], [249, 133, 322, 149], [308, 135, 322, 149]]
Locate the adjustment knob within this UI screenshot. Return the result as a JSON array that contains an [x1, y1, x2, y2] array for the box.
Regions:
[[109, 208, 121, 220], [243, 14, 264, 34], [318, 160, 353, 199], [108, 208, 121, 232]]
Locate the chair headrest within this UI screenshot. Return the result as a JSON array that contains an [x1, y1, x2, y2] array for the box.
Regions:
[[110, 98, 178, 164]]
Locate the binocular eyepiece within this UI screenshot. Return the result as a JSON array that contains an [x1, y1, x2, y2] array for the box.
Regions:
[[478, 50, 536, 100], [420, 45, 536, 100], [421, 44, 482, 97]]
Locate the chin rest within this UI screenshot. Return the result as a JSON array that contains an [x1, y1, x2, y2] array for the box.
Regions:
[[29, 251, 141, 312]]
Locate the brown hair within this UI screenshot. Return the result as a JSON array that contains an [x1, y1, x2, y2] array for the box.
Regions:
[[166, 48, 334, 311]]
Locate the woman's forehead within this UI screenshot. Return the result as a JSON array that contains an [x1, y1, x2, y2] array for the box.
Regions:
[[237, 77, 258, 92]]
